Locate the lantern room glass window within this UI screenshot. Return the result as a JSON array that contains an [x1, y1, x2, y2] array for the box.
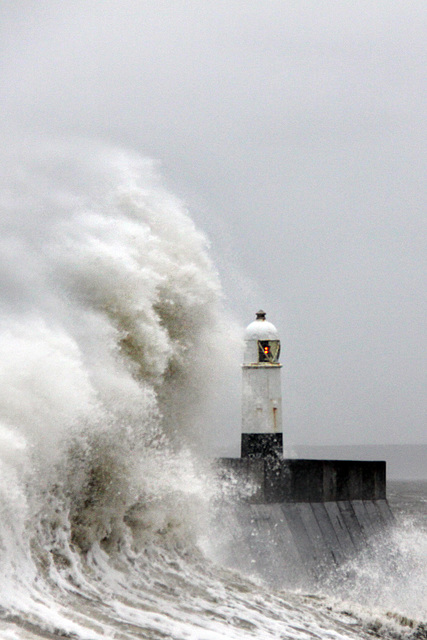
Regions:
[[258, 340, 280, 363]]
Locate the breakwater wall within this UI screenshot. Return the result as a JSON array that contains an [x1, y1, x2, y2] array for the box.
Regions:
[[216, 458, 394, 586]]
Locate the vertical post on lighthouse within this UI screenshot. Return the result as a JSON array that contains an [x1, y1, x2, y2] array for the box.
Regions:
[[241, 310, 283, 458]]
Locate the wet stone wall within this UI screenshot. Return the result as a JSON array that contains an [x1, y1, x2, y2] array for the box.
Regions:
[[216, 458, 394, 585]]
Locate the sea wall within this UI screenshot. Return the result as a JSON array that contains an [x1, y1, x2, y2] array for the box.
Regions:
[[218, 457, 387, 502], [216, 458, 394, 586]]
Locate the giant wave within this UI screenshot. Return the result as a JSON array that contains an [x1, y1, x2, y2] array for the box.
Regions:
[[0, 141, 425, 640]]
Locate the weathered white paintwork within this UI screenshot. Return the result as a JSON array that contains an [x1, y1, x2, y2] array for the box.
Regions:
[[241, 312, 283, 435]]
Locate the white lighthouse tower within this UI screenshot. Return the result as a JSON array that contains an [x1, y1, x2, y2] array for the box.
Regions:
[[241, 310, 283, 458]]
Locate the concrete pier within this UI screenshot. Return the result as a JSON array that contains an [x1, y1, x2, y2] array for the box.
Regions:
[[216, 458, 394, 586], [218, 457, 387, 502]]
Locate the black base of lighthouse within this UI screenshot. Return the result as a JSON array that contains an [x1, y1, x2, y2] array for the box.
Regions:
[[241, 433, 283, 459]]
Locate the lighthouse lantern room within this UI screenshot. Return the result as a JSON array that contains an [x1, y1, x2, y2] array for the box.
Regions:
[[241, 310, 283, 458]]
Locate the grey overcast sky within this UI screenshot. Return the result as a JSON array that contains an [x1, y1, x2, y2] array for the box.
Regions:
[[0, 1, 425, 446]]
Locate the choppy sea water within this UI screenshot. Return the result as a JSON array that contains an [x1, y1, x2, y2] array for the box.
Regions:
[[388, 481, 427, 532], [0, 142, 425, 639], [0, 480, 425, 640]]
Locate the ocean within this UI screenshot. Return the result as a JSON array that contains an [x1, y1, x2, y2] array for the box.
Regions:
[[0, 143, 425, 639]]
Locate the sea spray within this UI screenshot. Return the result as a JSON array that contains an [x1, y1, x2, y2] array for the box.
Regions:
[[0, 140, 236, 630], [325, 516, 427, 622]]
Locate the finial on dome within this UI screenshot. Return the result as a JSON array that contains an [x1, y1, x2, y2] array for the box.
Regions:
[[256, 310, 266, 320]]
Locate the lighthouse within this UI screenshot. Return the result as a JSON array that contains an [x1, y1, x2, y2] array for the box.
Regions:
[[241, 310, 283, 458], [216, 310, 391, 582]]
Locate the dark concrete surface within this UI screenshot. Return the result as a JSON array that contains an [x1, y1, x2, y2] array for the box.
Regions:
[[218, 457, 386, 503], [215, 456, 393, 580]]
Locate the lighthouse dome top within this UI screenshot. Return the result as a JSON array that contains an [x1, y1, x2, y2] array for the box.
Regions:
[[244, 310, 279, 340]]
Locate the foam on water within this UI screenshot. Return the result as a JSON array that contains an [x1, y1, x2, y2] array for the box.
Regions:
[[0, 140, 425, 639]]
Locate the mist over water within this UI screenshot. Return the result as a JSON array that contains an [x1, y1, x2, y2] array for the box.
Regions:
[[0, 141, 425, 639]]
